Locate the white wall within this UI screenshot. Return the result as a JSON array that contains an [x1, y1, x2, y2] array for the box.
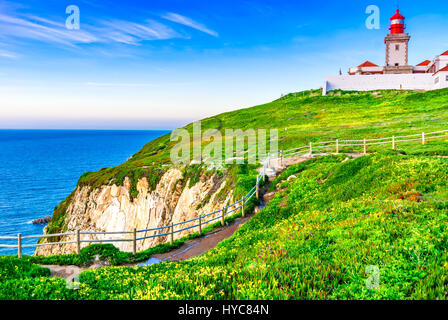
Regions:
[[323, 74, 434, 95], [433, 71, 448, 90], [435, 56, 448, 72], [387, 42, 407, 66]]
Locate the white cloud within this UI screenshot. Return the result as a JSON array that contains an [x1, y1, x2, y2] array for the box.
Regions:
[[84, 82, 158, 87], [0, 49, 18, 59], [0, 8, 217, 53], [0, 13, 98, 46], [0, 12, 182, 48], [84, 81, 195, 87], [97, 19, 181, 45], [163, 12, 218, 37]]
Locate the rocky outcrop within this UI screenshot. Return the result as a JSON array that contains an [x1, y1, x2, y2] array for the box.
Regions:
[[35, 167, 236, 256], [32, 216, 51, 225]]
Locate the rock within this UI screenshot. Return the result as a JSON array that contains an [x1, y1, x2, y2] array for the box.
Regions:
[[263, 192, 276, 205], [32, 216, 51, 225], [264, 168, 277, 177], [110, 185, 120, 197], [35, 168, 235, 257], [276, 180, 286, 191], [287, 175, 297, 181]]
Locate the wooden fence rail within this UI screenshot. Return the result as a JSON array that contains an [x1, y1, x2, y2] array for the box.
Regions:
[[1, 129, 447, 258]]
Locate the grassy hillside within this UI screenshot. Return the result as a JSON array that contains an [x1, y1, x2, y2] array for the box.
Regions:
[[2, 151, 448, 299], [45, 88, 448, 235], [71, 152, 448, 299], [75, 88, 448, 190], [2, 88, 448, 300]]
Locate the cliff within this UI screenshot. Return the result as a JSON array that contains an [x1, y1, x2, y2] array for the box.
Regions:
[[35, 167, 234, 256], [35, 88, 448, 256]]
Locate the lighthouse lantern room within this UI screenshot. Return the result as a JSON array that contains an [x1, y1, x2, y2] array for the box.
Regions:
[[384, 9, 412, 73]]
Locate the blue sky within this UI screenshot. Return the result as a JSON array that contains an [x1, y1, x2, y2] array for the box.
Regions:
[[0, 0, 447, 129]]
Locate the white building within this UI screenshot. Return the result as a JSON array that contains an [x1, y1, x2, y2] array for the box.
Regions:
[[323, 9, 448, 95]]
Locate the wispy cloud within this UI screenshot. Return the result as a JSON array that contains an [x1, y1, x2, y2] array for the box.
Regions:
[[84, 82, 158, 87], [84, 81, 195, 87], [97, 19, 181, 45], [0, 11, 184, 50], [0, 49, 18, 59], [162, 12, 218, 37], [0, 4, 219, 60], [0, 13, 98, 47]]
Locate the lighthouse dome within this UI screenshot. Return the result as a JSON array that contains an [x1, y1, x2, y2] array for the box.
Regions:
[[390, 9, 405, 20]]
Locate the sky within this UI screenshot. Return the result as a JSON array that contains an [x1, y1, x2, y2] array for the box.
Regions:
[[0, 0, 447, 130]]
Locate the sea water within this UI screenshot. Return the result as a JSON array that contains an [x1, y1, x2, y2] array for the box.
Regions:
[[0, 129, 169, 255]]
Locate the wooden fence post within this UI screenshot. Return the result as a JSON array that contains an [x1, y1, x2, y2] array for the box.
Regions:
[[256, 180, 259, 199], [280, 150, 283, 167], [363, 138, 367, 155], [309, 142, 313, 156], [242, 199, 245, 218], [221, 207, 226, 226], [199, 215, 202, 234], [17, 233, 22, 259], [336, 139, 339, 154], [170, 222, 174, 244], [392, 136, 395, 150], [132, 228, 137, 255], [422, 132, 425, 145], [76, 229, 81, 255]]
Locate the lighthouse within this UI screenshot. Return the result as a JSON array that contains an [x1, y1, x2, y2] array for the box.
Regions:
[[322, 9, 448, 95], [384, 9, 412, 73]]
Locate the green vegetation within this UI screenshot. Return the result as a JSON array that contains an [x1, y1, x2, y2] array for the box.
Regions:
[[46, 88, 448, 234], [44, 192, 74, 238], [3, 151, 448, 299], [0, 256, 75, 299], [65, 88, 448, 194], [2, 88, 448, 300]]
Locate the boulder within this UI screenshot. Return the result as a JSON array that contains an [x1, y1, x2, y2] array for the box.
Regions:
[[32, 216, 51, 225]]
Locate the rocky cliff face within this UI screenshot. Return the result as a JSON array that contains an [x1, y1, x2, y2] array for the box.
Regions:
[[35, 168, 235, 256]]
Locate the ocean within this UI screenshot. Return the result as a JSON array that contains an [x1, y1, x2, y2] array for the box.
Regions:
[[0, 129, 169, 255]]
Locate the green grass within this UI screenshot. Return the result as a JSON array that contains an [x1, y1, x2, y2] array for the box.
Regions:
[[75, 152, 448, 299], [45, 88, 448, 235], [4, 151, 448, 299], [3, 88, 448, 300]]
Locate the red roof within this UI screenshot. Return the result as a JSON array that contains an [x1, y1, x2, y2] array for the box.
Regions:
[[441, 50, 448, 56], [358, 61, 379, 68], [391, 9, 405, 20], [434, 65, 448, 76], [416, 60, 431, 67]]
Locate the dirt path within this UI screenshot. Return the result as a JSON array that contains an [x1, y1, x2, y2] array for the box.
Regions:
[[40, 152, 367, 278], [41, 257, 110, 281], [40, 264, 87, 280], [141, 215, 253, 265]]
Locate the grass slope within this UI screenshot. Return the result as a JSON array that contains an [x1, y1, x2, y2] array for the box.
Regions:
[[46, 88, 448, 234], [75, 88, 448, 191], [2, 151, 448, 299], [2, 88, 448, 299]]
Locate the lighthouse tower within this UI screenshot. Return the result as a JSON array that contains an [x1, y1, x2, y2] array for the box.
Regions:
[[384, 9, 412, 74]]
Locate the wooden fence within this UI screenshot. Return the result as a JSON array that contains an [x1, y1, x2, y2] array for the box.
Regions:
[[0, 155, 268, 258], [1, 129, 447, 258]]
